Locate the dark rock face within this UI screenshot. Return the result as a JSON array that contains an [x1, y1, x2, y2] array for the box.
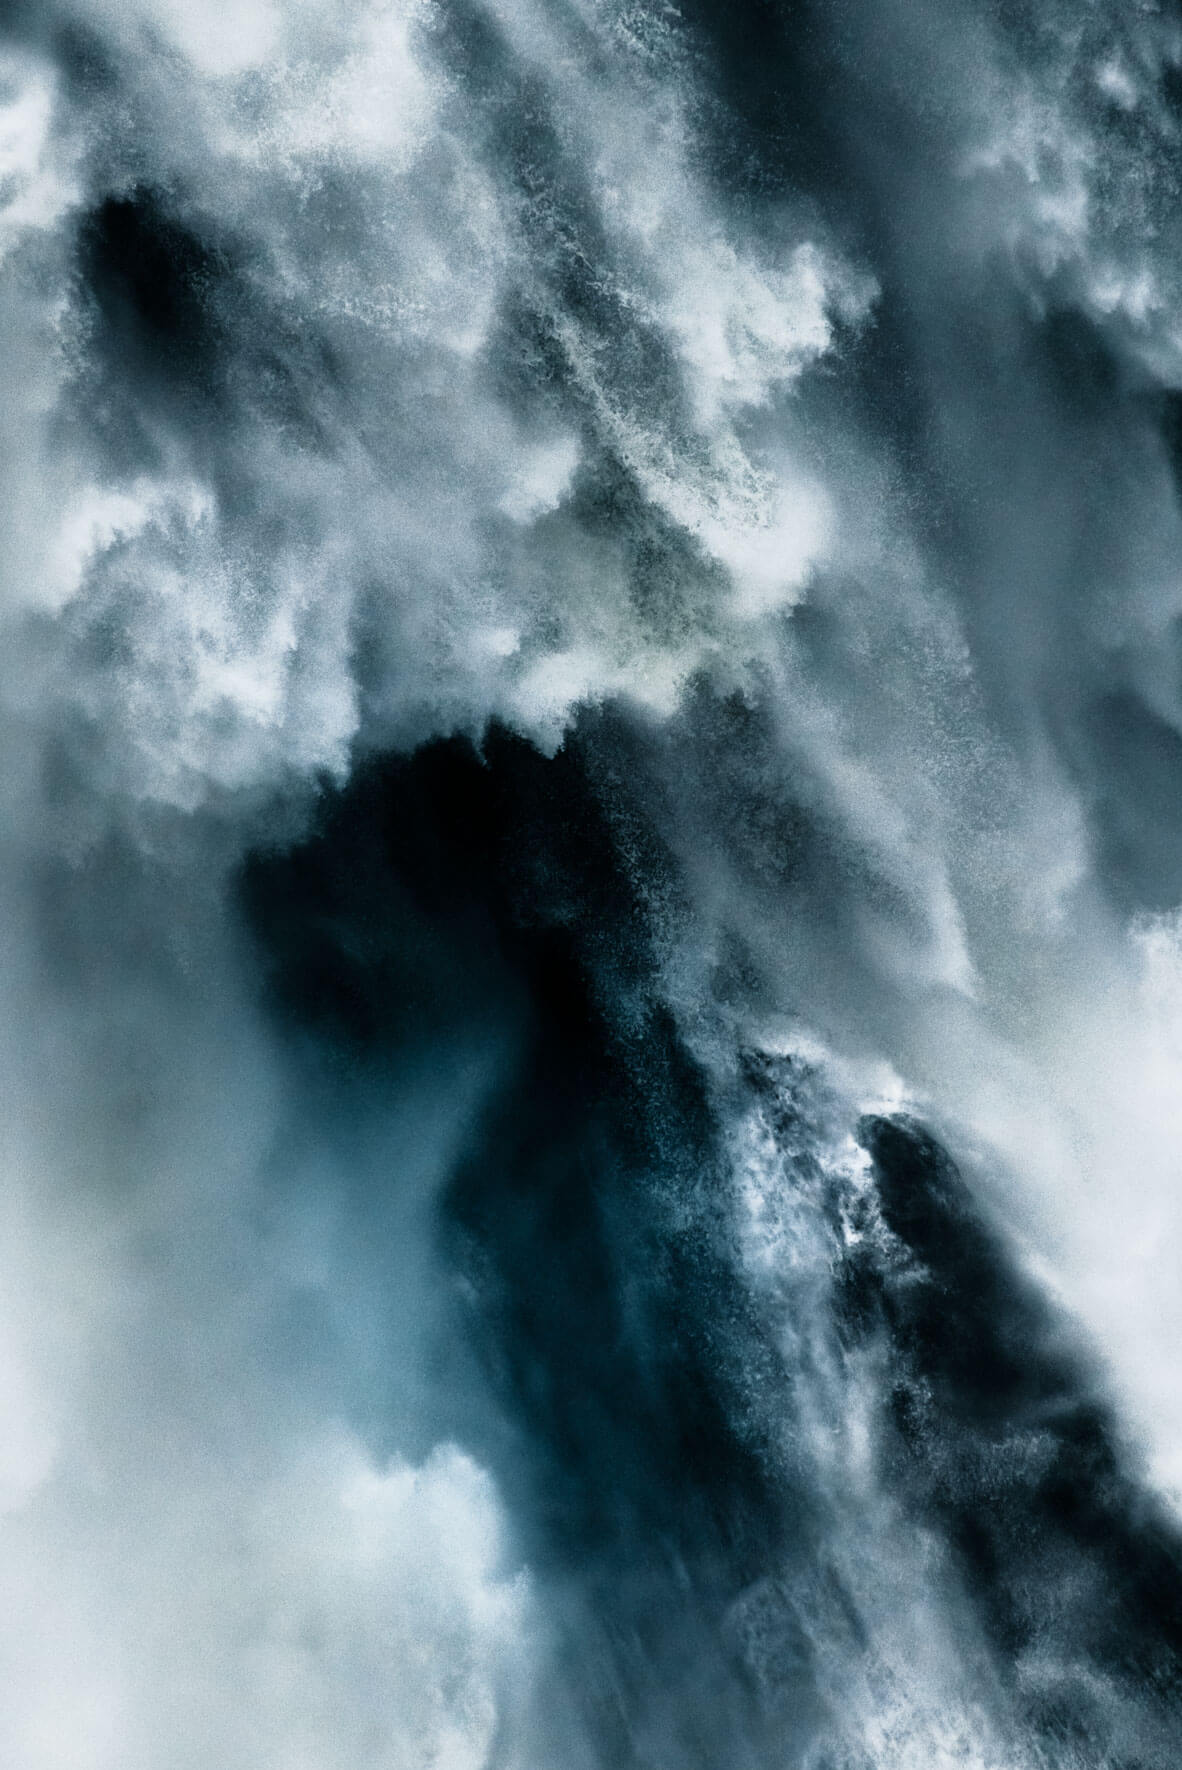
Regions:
[[242, 718, 1182, 1766]]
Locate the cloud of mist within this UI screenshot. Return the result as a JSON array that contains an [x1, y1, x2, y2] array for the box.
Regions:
[[6, 0, 1182, 1763]]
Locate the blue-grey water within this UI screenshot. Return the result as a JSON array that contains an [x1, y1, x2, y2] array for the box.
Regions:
[[2, 1, 1182, 1763]]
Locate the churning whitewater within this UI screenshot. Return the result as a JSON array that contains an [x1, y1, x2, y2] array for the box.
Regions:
[[2, 0, 1182, 1763]]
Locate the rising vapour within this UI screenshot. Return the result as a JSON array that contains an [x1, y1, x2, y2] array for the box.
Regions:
[[3, 0, 1182, 1764]]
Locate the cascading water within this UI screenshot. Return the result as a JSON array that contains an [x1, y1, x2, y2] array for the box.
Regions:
[[2, 0, 1182, 1763]]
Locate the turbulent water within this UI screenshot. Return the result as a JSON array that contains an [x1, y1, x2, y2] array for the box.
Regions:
[[7, 0, 1182, 1763]]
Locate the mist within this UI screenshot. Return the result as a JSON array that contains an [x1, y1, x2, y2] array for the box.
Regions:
[[3, 0, 1182, 1764]]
